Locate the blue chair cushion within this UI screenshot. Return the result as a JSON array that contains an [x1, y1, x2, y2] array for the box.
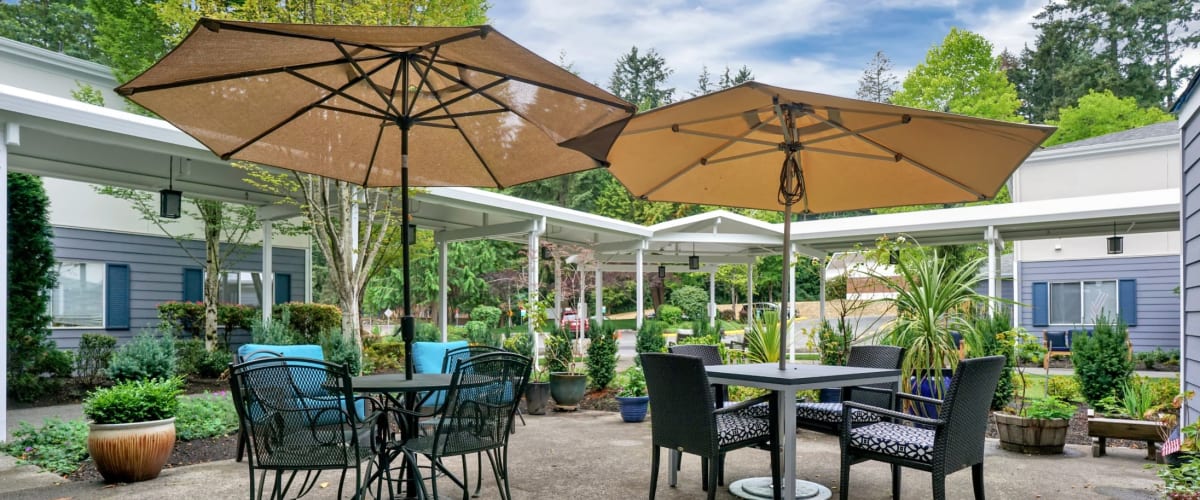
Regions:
[[1044, 332, 1070, 352], [238, 343, 325, 363], [849, 422, 934, 463], [235, 344, 364, 421], [411, 341, 468, 407]]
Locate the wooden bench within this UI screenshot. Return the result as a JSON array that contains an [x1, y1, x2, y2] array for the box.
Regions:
[[1087, 411, 1166, 462]]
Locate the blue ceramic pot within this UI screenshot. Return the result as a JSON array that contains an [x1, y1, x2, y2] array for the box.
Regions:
[[818, 388, 842, 403], [616, 396, 650, 422], [909, 371, 953, 420]]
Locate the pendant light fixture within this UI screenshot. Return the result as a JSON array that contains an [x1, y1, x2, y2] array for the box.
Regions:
[[159, 156, 182, 219], [1107, 222, 1123, 255], [689, 242, 700, 270], [657, 264, 666, 278]]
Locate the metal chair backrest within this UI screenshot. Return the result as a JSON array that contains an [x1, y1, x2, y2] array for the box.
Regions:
[[229, 356, 365, 469], [1044, 331, 1069, 351], [935, 355, 1006, 468], [442, 345, 505, 373], [431, 352, 530, 457], [845, 345, 905, 408], [640, 353, 718, 457]]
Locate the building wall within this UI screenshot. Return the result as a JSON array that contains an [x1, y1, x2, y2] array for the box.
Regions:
[[1019, 256, 1179, 351], [50, 226, 307, 350], [1181, 93, 1200, 420], [973, 279, 1014, 302], [0, 37, 123, 108]]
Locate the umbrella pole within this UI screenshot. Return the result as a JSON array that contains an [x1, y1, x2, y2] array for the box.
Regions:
[[779, 202, 792, 370], [401, 126, 415, 380]]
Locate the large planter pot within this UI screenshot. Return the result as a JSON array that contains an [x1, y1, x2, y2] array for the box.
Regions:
[[525, 382, 551, 415], [88, 417, 176, 483], [818, 388, 842, 403], [616, 396, 650, 423], [908, 371, 953, 420], [995, 412, 1067, 455], [549, 372, 588, 410]]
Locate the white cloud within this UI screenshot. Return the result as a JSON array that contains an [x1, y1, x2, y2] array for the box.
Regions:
[[956, 0, 1044, 55]]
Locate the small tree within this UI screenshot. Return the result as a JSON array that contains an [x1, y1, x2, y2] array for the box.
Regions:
[[669, 285, 708, 323], [585, 321, 618, 390], [1072, 313, 1134, 406]]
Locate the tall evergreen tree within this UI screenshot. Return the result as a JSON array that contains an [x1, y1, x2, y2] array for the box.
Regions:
[[7, 173, 64, 399], [0, 0, 103, 62], [856, 50, 898, 103], [718, 65, 753, 89], [608, 46, 675, 111]]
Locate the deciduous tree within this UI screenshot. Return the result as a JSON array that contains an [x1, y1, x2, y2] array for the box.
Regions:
[[1044, 90, 1174, 147]]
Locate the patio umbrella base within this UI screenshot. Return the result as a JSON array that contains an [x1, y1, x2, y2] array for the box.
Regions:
[[729, 477, 831, 500]]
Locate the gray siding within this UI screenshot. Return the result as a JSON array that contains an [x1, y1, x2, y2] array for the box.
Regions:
[[50, 226, 307, 350], [974, 279, 1014, 302], [1019, 255, 1179, 351], [1183, 104, 1200, 419]]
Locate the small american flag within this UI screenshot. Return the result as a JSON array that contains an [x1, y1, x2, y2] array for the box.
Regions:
[[1163, 427, 1183, 456]]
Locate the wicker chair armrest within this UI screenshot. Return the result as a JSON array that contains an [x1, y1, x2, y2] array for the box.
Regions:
[[715, 394, 772, 415], [843, 385, 893, 396], [895, 391, 943, 406], [842, 400, 943, 428]]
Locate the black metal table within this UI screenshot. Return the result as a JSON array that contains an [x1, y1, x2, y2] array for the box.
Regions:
[[705, 363, 900, 500], [351, 373, 455, 499]]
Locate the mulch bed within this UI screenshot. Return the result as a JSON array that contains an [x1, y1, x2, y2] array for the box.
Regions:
[[66, 434, 239, 483], [8, 377, 229, 410]]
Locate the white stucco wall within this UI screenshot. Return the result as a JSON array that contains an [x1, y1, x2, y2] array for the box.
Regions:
[[0, 38, 123, 109]]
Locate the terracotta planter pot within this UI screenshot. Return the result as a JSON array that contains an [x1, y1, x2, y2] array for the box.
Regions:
[[994, 412, 1067, 455], [88, 418, 176, 483]]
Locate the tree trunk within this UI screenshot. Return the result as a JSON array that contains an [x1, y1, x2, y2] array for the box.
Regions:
[[200, 201, 223, 352]]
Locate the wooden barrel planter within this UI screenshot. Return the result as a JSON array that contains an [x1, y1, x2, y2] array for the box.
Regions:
[[994, 412, 1068, 455]]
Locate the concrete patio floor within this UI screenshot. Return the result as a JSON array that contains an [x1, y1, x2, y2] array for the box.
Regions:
[[0, 409, 1163, 499]]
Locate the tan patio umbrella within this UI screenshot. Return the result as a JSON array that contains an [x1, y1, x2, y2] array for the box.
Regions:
[[607, 81, 1055, 368], [116, 19, 635, 378]]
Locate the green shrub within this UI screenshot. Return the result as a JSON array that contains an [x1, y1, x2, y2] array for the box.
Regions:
[[586, 321, 618, 390], [657, 304, 683, 325], [83, 377, 183, 424], [816, 319, 851, 366], [635, 321, 666, 362], [545, 326, 574, 373], [963, 312, 1017, 411], [76, 333, 117, 385], [320, 329, 361, 375], [362, 334, 405, 374], [1022, 396, 1076, 420], [669, 285, 708, 323], [414, 321, 440, 342], [7, 173, 60, 403], [159, 302, 260, 342], [175, 392, 238, 441], [107, 330, 177, 381], [1071, 314, 1134, 406], [273, 303, 341, 343], [1120, 376, 1158, 420], [1046, 376, 1082, 402], [470, 305, 502, 328], [502, 331, 533, 358], [615, 365, 646, 397], [1, 418, 88, 475], [465, 320, 499, 347], [176, 338, 230, 378]]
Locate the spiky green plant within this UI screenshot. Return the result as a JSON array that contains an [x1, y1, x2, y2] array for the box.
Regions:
[[745, 311, 782, 363]]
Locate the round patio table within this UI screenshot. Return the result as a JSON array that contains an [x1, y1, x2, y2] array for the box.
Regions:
[[351, 373, 455, 500]]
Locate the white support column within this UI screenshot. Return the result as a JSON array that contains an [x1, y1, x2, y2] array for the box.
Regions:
[[635, 248, 645, 329], [528, 228, 541, 371], [746, 260, 755, 329], [819, 258, 827, 326], [1013, 242, 1022, 328], [439, 240, 449, 341], [788, 244, 796, 361], [1, 124, 11, 441], [986, 226, 997, 317], [594, 263, 603, 324], [708, 269, 717, 327], [304, 235, 312, 303], [261, 221, 273, 325], [553, 255, 562, 324]]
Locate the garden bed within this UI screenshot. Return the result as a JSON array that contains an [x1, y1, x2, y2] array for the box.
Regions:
[[8, 377, 228, 410], [67, 434, 238, 483]]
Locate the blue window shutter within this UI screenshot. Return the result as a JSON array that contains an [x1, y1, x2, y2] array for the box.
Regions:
[[105, 264, 131, 330], [1032, 282, 1049, 327], [183, 268, 203, 302], [275, 273, 292, 305], [1118, 279, 1137, 327]]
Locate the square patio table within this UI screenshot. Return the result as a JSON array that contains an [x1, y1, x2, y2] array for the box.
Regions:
[[705, 363, 900, 500]]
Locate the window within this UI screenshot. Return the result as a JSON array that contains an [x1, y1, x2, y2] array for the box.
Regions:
[[220, 271, 268, 306], [1049, 280, 1118, 325], [50, 260, 105, 328]]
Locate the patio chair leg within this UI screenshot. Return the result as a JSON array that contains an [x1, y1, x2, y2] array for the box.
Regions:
[[972, 463, 985, 500], [838, 458, 850, 500], [932, 472, 946, 500], [891, 464, 901, 500], [706, 456, 719, 500], [650, 446, 661, 500], [717, 453, 725, 486], [668, 448, 679, 487], [236, 428, 247, 462], [701, 457, 709, 491]]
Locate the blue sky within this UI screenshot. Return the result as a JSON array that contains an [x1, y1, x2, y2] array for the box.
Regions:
[[489, 0, 1200, 100]]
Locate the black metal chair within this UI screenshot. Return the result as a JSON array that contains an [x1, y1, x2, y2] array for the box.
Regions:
[[794, 345, 905, 435], [444, 345, 526, 428], [668, 344, 728, 407], [838, 355, 1006, 500], [641, 352, 780, 500], [398, 351, 531, 500], [228, 356, 383, 500]]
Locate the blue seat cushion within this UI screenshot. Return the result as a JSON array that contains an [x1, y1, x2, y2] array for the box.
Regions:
[[411, 341, 468, 407], [238, 343, 325, 363], [849, 422, 934, 463]]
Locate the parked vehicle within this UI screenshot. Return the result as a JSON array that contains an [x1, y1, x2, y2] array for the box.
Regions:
[[560, 309, 589, 334], [739, 302, 780, 320]]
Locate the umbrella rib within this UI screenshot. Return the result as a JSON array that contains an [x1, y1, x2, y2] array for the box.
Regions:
[[287, 69, 394, 119], [424, 85, 504, 188], [410, 77, 508, 120], [672, 127, 779, 148], [642, 119, 774, 198], [802, 110, 986, 199], [222, 54, 399, 159], [625, 105, 776, 136], [420, 108, 509, 122], [419, 59, 515, 117], [432, 57, 634, 111], [403, 45, 442, 118], [117, 54, 396, 95], [698, 147, 779, 166], [363, 56, 409, 186], [800, 119, 907, 146], [334, 41, 405, 120], [802, 147, 899, 162]]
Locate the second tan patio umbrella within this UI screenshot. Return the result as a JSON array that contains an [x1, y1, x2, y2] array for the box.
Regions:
[[117, 19, 635, 378], [607, 81, 1055, 368]]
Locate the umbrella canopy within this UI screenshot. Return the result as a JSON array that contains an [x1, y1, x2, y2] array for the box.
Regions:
[[607, 81, 1055, 367], [117, 19, 635, 378]]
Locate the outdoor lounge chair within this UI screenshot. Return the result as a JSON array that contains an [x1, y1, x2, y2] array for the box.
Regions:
[[1042, 329, 1134, 368], [641, 352, 780, 500], [838, 355, 1006, 500], [794, 345, 904, 436]]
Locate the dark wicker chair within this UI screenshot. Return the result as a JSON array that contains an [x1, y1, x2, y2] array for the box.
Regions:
[[838, 355, 1006, 500], [398, 351, 531, 500], [668, 344, 728, 407], [794, 345, 904, 435], [229, 356, 382, 500], [641, 353, 780, 500]]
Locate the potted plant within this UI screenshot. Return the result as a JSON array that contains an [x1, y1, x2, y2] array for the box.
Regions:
[[83, 377, 182, 483], [546, 326, 587, 410], [526, 369, 552, 415], [615, 366, 649, 423]]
